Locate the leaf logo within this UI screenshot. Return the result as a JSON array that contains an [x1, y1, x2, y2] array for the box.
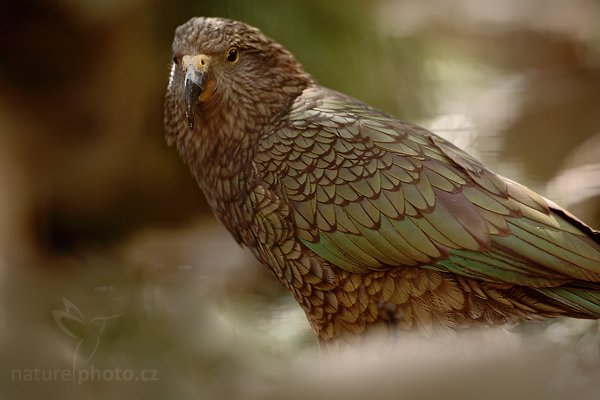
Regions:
[[52, 298, 124, 363]]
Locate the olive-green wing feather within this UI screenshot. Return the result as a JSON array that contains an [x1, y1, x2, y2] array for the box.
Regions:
[[255, 86, 600, 314]]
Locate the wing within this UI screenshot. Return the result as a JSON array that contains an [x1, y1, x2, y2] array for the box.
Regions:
[[255, 86, 600, 292]]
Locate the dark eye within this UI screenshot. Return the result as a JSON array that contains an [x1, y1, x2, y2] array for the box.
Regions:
[[172, 55, 181, 66], [227, 47, 239, 63]]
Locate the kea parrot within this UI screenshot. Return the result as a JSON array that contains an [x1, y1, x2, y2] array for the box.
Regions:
[[164, 17, 600, 347]]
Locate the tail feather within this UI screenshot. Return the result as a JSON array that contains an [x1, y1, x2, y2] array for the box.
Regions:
[[548, 200, 600, 246], [537, 285, 600, 318]]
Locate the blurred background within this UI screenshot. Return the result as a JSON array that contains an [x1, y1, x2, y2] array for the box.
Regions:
[[0, 0, 599, 398]]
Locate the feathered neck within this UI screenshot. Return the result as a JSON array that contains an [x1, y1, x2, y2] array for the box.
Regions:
[[170, 71, 311, 204]]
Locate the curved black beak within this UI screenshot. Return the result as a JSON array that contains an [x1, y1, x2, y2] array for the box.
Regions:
[[184, 66, 205, 129]]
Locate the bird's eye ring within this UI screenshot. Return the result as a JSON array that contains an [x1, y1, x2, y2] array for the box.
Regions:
[[227, 47, 239, 63]]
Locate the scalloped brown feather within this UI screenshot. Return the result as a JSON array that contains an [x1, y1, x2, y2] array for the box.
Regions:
[[165, 18, 600, 345]]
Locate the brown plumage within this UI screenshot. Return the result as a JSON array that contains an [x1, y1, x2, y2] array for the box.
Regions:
[[164, 17, 600, 347]]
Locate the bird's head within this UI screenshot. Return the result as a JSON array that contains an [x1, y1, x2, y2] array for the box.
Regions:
[[164, 17, 312, 153]]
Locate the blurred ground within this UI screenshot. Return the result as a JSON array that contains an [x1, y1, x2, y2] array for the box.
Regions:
[[0, 0, 599, 399]]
